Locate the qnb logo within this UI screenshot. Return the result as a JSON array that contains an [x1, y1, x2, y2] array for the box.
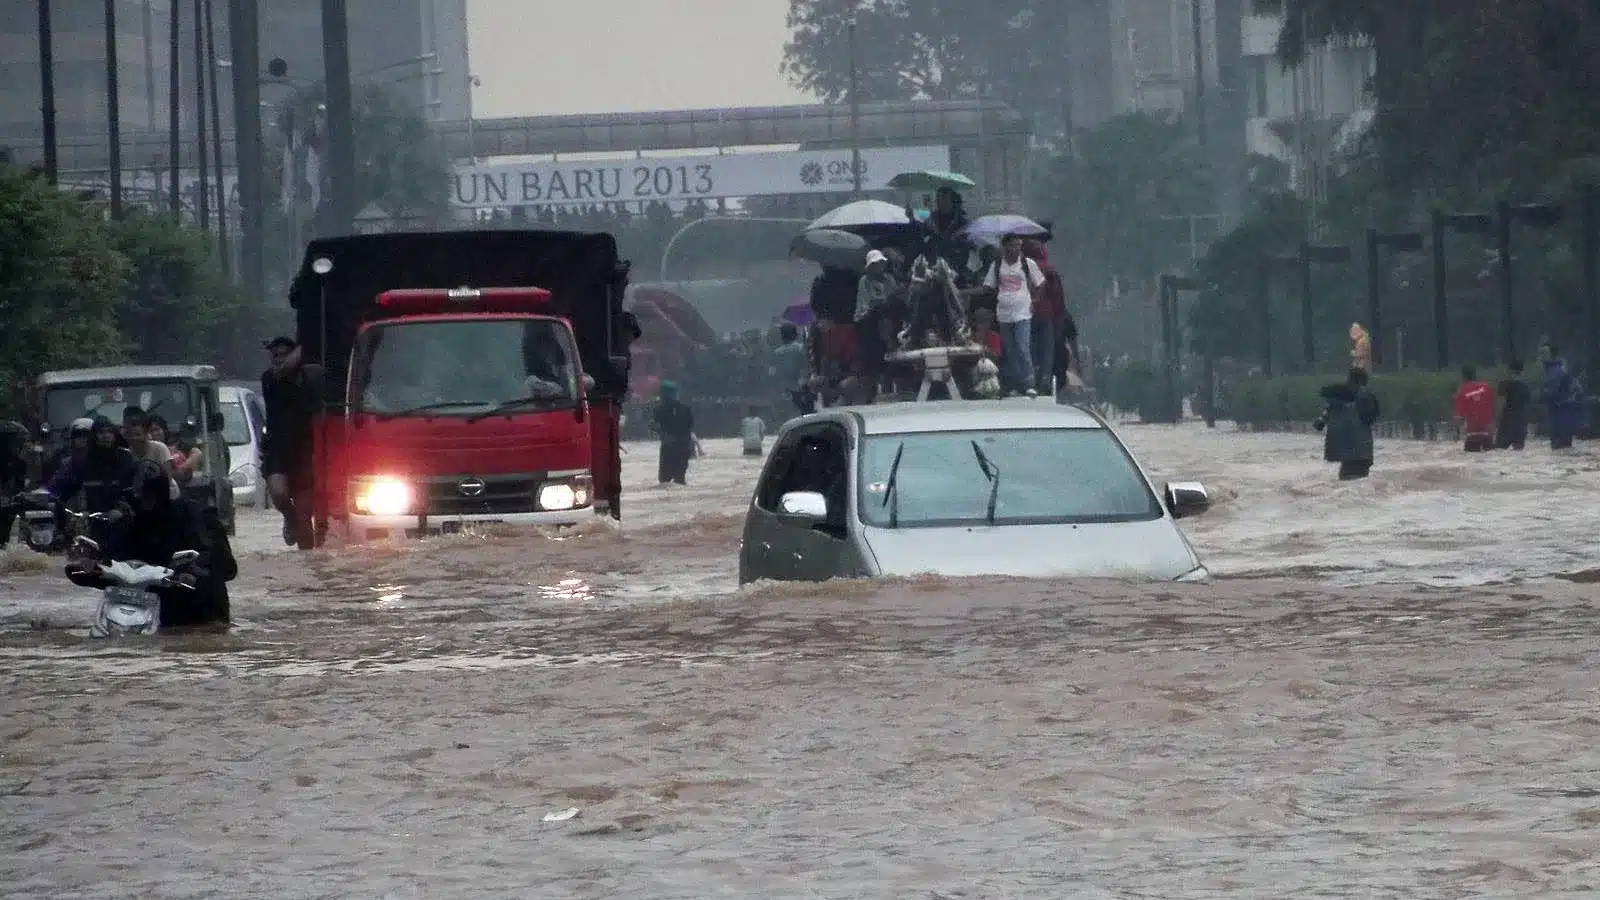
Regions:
[[799, 161, 826, 186]]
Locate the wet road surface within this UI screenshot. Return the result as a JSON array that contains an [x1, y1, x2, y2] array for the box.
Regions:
[[3, 423, 1598, 898]]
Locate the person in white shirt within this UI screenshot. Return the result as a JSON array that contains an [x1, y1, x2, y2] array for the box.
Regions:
[[740, 407, 767, 457], [981, 234, 1047, 397]]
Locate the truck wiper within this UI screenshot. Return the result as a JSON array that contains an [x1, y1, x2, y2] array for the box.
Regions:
[[463, 394, 560, 423], [375, 401, 480, 420], [881, 441, 905, 528], [970, 440, 1000, 526]]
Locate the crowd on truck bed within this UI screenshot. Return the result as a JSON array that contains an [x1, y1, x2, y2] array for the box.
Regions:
[[796, 187, 1079, 410]]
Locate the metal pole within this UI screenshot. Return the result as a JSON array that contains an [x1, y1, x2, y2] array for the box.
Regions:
[[848, 17, 862, 197], [193, 0, 210, 230], [1583, 185, 1598, 386], [1190, 0, 1207, 148], [1498, 199, 1515, 363], [1431, 209, 1448, 368], [229, 0, 264, 301], [205, 0, 230, 275], [321, 0, 358, 236], [37, 0, 58, 184], [168, 0, 181, 216], [104, 0, 124, 218], [1299, 247, 1315, 368], [142, 0, 156, 124], [1258, 264, 1273, 376], [1160, 276, 1177, 421], [1365, 228, 1382, 368]]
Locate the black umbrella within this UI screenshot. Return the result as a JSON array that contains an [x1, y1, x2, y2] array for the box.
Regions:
[[791, 228, 871, 271]]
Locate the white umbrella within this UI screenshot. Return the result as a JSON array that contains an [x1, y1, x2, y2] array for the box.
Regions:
[[806, 199, 914, 231]]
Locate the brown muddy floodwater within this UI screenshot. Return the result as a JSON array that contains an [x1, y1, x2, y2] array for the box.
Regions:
[[3, 423, 1599, 898]]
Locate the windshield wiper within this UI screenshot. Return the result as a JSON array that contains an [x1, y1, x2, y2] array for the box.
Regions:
[[881, 441, 905, 528], [374, 401, 481, 419], [464, 392, 565, 423], [971, 440, 1000, 526]]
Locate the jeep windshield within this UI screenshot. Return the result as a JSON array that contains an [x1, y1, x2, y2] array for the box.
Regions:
[[350, 317, 579, 418], [44, 382, 193, 432]]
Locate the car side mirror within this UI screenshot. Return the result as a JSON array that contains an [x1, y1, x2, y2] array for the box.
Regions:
[[1165, 481, 1210, 519], [777, 490, 827, 524], [581, 373, 596, 393], [171, 549, 201, 566]]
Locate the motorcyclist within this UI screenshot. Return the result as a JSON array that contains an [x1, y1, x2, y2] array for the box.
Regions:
[[35, 416, 139, 523], [66, 459, 232, 628]]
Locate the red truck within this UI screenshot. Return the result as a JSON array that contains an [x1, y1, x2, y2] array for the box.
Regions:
[[288, 229, 634, 541]]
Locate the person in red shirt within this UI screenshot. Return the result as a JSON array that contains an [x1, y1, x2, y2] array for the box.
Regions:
[[1022, 239, 1068, 394], [971, 307, 1003, 360], [1453, 364, 1497, 452]]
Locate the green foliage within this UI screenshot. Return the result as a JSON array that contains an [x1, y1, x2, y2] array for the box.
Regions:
[[0, 168, 270, 419], [1223, 368, 1529, 429], [0, 169, 130, 405]]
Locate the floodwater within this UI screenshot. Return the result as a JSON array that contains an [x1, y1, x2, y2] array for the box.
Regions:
[[3, 422, 1599, 898]]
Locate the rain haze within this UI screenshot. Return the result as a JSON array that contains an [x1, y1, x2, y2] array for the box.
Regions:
[[467, 0, 813, 116], [4, 0, 1600, 897]]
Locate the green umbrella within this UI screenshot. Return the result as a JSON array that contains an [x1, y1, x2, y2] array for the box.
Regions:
[[888, 170, 977, 192]]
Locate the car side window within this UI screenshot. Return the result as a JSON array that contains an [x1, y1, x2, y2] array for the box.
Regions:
[[757, 424, 849, 519], [755, 434, 804, 512]]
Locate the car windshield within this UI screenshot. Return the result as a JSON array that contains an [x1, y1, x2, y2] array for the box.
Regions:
[[857, 428, 1163, 528], [219, 401, 252, 446], [43, 382, 191, 432], [351, 317, 578, 416]]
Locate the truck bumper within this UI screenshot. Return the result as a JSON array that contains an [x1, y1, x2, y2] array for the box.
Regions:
[[350, 508, 589, 537]]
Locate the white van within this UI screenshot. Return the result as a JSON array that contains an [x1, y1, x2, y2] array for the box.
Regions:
[[219, 385, 267, 507]]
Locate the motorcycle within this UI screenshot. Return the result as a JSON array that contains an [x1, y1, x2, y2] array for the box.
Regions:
[[9, 492, 61, 554], [67, 511, 201, 638]]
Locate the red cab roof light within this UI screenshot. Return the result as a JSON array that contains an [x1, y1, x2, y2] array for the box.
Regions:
[[375, 286, 554, 314]]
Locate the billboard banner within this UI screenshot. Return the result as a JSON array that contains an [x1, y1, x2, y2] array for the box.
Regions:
[[450, 144, 950, 209]]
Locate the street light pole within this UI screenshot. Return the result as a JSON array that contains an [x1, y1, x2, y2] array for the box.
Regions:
[[228, 0, 265, 301], [848, 15, 862, 198], [37, 0, 58, 185], [167, 0, 181, 216], [205, 0, 230, 275], [193, 0, 210, 230], [321, 0, 358, 236], [104, 0, 124, 218]]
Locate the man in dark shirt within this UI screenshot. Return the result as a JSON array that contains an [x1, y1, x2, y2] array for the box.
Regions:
[[260, 337, 325, 549], [650, 381, 695, 485], [1496, 359, 1532, 450]]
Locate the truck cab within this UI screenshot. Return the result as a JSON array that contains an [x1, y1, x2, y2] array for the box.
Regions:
[[289, 230, 634, 541]]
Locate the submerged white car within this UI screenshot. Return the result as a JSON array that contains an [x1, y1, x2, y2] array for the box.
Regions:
[[737, 401, 1211, 584], [219, 385, 268, 508]]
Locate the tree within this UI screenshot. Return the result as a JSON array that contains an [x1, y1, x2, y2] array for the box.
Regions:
[[0, 170, 131, 406], [782, 0, 1078, 129]]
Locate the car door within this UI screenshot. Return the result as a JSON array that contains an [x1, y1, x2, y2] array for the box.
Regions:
[[785, 424, 852, 582], [742, 431, 806, 582]]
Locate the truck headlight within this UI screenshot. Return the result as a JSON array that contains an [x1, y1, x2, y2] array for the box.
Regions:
[[352, 477, 413, 516], [538, 473, 592, 511]]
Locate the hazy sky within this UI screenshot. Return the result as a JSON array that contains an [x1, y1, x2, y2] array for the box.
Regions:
[[467, 0, 816, 117]]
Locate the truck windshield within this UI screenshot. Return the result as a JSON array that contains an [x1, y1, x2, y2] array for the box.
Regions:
[[44, 382, 192, 431], [351, 318, 579, 417]]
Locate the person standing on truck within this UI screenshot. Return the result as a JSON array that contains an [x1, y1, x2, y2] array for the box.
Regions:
[[651, 381, 695, 485], [261, 336, 324, 550]]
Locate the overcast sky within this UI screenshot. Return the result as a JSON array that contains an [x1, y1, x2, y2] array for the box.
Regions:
[[466, 0, 815, 117]]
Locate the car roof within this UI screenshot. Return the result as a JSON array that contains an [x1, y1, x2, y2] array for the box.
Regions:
[[840, 400, 1108, 435], [38, 365, 219, 387]]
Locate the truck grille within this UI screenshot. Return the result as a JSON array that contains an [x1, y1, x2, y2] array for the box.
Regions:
[[422, 475, 540, 517]]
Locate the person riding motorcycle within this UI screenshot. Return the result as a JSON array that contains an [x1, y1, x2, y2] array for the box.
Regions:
[[66, 459, 232, 628], [32, 416, 139, 542]]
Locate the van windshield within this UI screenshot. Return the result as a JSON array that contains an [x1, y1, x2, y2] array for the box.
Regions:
[[350, 317, 579, 417], [44, 382, 191, 431]]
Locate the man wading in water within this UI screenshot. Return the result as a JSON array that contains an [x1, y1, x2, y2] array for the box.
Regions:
[[1315, 367, 1380, 480], [651, 381, 695, 485]]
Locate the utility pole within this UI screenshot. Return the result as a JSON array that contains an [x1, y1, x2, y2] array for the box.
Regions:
[[205, 0, 230, 274], [37, 0, 58, 184], [167, 0, 180, 216], [321, 0, 358, 236], [848, 15, 862, 197], [104, 0, 124, 218], [193, 0, 210, 230], [229, 0, 265, 300], [1189, 0, 1207, 148]]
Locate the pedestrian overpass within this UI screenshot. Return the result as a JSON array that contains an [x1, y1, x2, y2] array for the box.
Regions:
[[10, 99, 1033, 209]]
